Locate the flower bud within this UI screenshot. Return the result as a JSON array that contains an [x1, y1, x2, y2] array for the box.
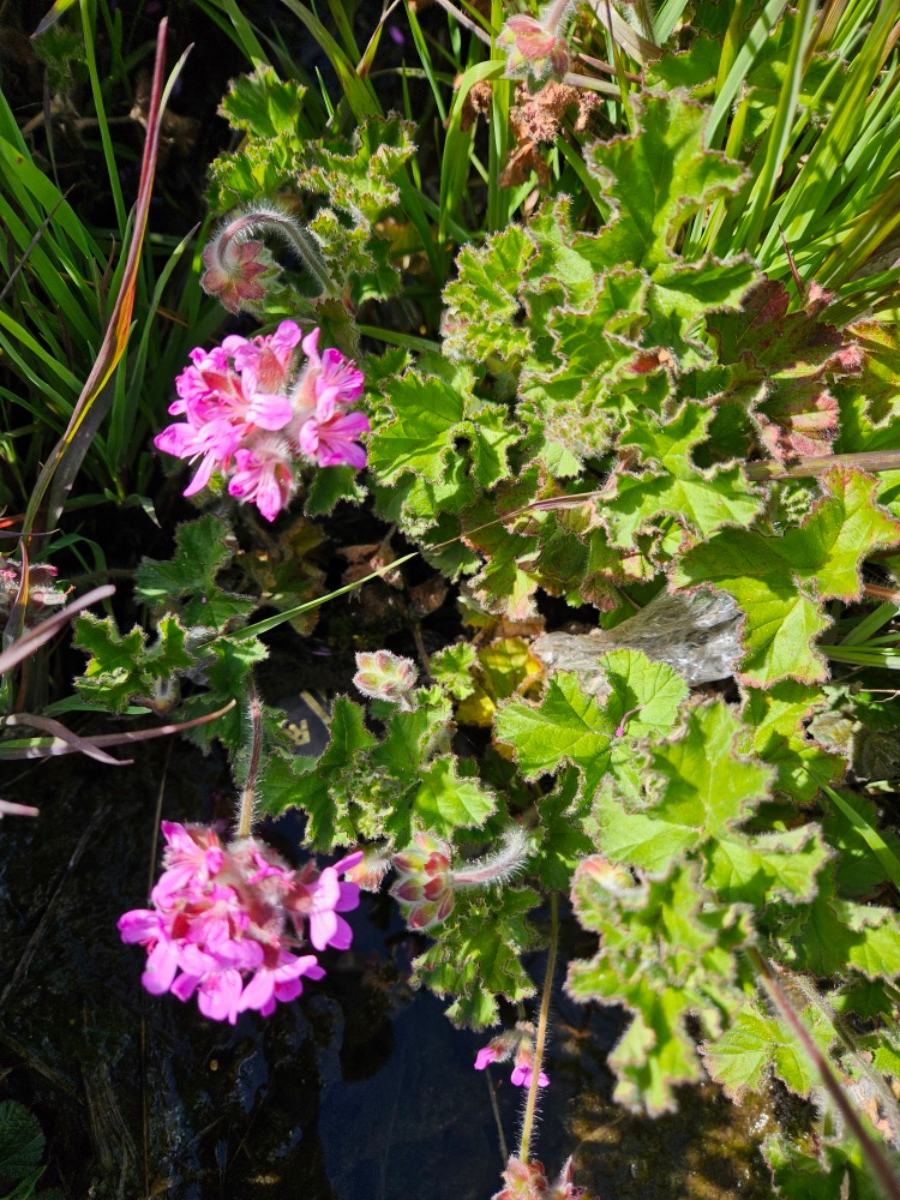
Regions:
[[353, 650, 419, 709], [200, 235, 275, 314], [390, 831, 455, 929], [497, 14, 570, 83]]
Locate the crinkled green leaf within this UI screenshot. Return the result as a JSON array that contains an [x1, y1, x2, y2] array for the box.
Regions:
[[412, 887, 541, 1028], [580, 94, 746, 272], [743, 681, 843, 801], [496, 650, 685, 800], [257, 698, 375, 849], [608, 400, 762, 546], [136, 515, 256, 629], [304, 464, 367, 516], [429, 642, 477, 700], [219, 67, 308, 138], [413, 758, 496, 838], [783, 874, 900, 982], [73, 613, 196, 714], [705, 825, 830, 906], [567, 857, 752, 1113], [442, 226, 536, 369], [494, 674, 613, 797], [701, 1003, 830, 1101], [535, 768, 594, 890], [709, 281, 856, 461], [595, 703, 810, 903]]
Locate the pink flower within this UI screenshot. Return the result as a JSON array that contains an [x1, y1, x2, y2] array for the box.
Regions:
[[118, 823, 362, 1024], [238, 951, 325, 1017], [285, 851, 363, 951], [156, 324, 368, 521], [298, 407, 370, 469], [475, 1045, 501, 1071], [227, 442, 297, 522], [474, 1023, 549, 1088], [292, 328, 364, 418]]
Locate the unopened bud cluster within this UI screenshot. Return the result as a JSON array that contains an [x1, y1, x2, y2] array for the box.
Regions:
[[390, 826, 531, 930], [200, 204, 333, 314], [352, 650, 419, 709], [498, 14, 570, 82]]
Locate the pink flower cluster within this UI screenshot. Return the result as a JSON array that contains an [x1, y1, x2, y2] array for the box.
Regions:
[[118, 821, 361, 1024], [155, 321, 368, 521]]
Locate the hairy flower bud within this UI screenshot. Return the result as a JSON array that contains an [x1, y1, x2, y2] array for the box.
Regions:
[[390, 826, 531, 932], [353, 650, 419, 709], [200, 235, 275, 314], [391, 831, 455, 929], [199, 203, 335, 314], [497, 14, 570, 83]]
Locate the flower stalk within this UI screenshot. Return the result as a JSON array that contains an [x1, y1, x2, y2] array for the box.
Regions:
[[237, 676, 263, 838], [519, 891, 559, 1165]]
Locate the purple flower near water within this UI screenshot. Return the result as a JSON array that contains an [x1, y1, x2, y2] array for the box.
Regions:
[[118, 822, 362, 1023], [155, 321, 370, 521], [474, 1023, 549, 1088]]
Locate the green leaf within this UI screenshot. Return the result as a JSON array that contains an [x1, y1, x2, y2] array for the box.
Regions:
[[429, 642, 477, 700], [219, 68, 308, 138], [708, 281, 853, 461], [608, 400, 763, 545], [257, 698, 375, 849], [368, 362, 467, 485], [496, 650, 686, 801], [743, 681, 843, 802], [705, 824, 830, 906], [0, 1100, 44, 1184], [73, 613, 196, 714], [304, 464, 367, 515], [675, 468, 900, 685], [495, 672, 613, 798], [581, 94, 746, 272], [701, 1003, 826, 1101], [412, 886, 541, 1028], [412, 758, 496, 838], [783, 875, 900, 982], [567, 857, 752, 1113], [136, 515, 256, 629], [535, 768, 594, 890], [442, 226, 536, 370]]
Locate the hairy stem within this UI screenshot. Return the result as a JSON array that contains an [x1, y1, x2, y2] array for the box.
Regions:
[[519, 891, 559, 1165], [237, 676, 263, 839]]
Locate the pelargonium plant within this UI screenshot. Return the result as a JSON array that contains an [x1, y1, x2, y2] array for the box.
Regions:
[[118, 820, 362, 1024], [154, 320, 368, 521]]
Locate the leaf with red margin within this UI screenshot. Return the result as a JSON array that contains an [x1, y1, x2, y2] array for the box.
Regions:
[[708, 280, 862, 462]]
